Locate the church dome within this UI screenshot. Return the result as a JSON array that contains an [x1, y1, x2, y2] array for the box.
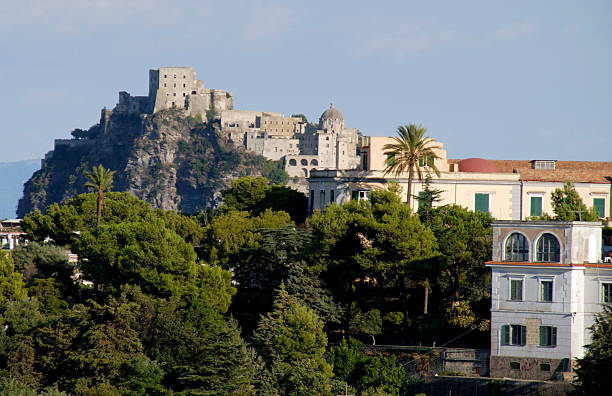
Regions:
[[320, 103, 344, 122], [458, 158, 499, 173]]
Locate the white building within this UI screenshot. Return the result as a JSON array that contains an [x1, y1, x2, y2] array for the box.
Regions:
[[0, 219, 25, 250], [486, 220, 612, 380]]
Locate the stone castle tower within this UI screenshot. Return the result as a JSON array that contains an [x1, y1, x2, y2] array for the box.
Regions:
[[115, 67, 233, 117]]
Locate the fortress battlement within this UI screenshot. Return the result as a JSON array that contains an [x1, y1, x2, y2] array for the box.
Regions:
[[115, 67, 233, 118]]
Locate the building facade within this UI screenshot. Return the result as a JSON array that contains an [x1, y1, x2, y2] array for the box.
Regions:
[[220, 104, 361, 185], [486, 220, 612, 380], [308, 136, 612, 220]]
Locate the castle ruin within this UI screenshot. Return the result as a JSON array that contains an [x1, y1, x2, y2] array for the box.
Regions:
[[115, 67, 233, 117]]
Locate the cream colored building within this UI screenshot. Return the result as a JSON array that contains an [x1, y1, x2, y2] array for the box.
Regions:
[[308, 136, 612, 220]]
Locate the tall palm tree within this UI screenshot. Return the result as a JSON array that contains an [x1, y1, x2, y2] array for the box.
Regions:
[[84, 165, 115, 226], [383, 124, 441, 210]]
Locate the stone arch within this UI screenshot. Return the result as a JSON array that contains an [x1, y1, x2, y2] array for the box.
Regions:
[[302, 168, 308, 177]]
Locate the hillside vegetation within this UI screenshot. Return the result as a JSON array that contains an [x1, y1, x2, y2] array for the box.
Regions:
[[17, 109, 287, 217]]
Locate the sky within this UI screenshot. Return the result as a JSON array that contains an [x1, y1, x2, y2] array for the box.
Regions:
[[0, 1, 610, 163]]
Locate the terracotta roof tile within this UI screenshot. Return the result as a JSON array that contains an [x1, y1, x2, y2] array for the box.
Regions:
[[448, 159, 612, 183]]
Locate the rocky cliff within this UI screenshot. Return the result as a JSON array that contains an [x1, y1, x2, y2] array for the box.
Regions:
[[17, 109, 288, 217]]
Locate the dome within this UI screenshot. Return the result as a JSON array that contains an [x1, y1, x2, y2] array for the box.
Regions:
[[319, 102, 344, 122], [458, 158, 499, 173]]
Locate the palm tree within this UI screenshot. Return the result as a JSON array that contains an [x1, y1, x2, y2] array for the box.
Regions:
[[84, 165, 116, 227], [383, 124, 441, 210]]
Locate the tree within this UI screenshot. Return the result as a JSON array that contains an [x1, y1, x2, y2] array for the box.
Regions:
[[360, 353, 405, 396], [550, 181, 599, 221], [221, 176, 308, 224], [252, 285, 333, 395], [427, 205, 492, 326], [285, 261, 343, 326], [573, 305, 612, 394], [84, 165, 116, 227], [75, 219, 198, 299], [0, 251, 28, 304], [21, 192, 153, 246], [417, 174, 443, 226], [383, 124, 441, 209]]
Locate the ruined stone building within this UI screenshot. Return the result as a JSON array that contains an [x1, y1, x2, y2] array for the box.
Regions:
[[220, 103, 361, 182], [115, 67, 233, 117]]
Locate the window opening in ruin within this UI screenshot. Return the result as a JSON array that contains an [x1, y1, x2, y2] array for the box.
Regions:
[[183, 84, 186, 88], [164, 83, 167, 87], [509, 362, 521, 370], [192, 91, 197, 94]]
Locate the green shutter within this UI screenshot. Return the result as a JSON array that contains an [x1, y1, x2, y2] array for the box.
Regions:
[[530, 196, 542, 217], [552, 327, 557, 346], [475, 193, 489, 213], [501, 325, 509, 345], [520, 326, 526, 346], [594, 198, 605, 218], [386, 154, 395, 166], [428, 155, 435, 167], [352, 190, 359, 200], [539, 326, 546, 346], [418, 191, 426, 208], [418, 156, 424, 167]]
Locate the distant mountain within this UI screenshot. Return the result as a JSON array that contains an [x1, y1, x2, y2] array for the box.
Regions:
[[17, 109, 288, 217], [0, 159, 40, 219]]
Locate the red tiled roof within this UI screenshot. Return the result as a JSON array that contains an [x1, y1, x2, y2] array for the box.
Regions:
[[448, 159, 612, 184]]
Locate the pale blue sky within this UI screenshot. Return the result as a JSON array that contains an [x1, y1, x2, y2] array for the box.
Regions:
[[1, 1, 610, 162]]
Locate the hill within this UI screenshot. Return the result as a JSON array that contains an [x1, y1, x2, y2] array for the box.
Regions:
[[0, 159, 40, 219], [17, 109, 287, 217]]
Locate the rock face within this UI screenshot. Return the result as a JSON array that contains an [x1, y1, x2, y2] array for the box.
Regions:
[[17, 109, 287, 217]]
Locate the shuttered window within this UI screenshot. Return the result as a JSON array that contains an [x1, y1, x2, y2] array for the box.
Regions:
[[530, 196, 542, 217], [510, 279, 523, 301], [418, 191, 426, 208], [594, 198, 605, 218], [539, 326, 557, 347], [501, 324, 526, 345], [475, 193, 489, 214], [540, 280, 553, 302]]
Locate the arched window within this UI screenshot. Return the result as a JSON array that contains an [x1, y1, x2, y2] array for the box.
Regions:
[[289, 159, 297, 166], [536, 234, 560, 262], [505, 233, 528, 261], [301, 159, 308, 166], [311, 159, 318, 166]]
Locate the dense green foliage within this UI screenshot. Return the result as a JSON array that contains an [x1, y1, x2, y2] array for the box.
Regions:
[[221, 176, 308, 224], [5, 176, 500, 394], [550, 181, 600, 221], [574, 305, 612, 394]]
